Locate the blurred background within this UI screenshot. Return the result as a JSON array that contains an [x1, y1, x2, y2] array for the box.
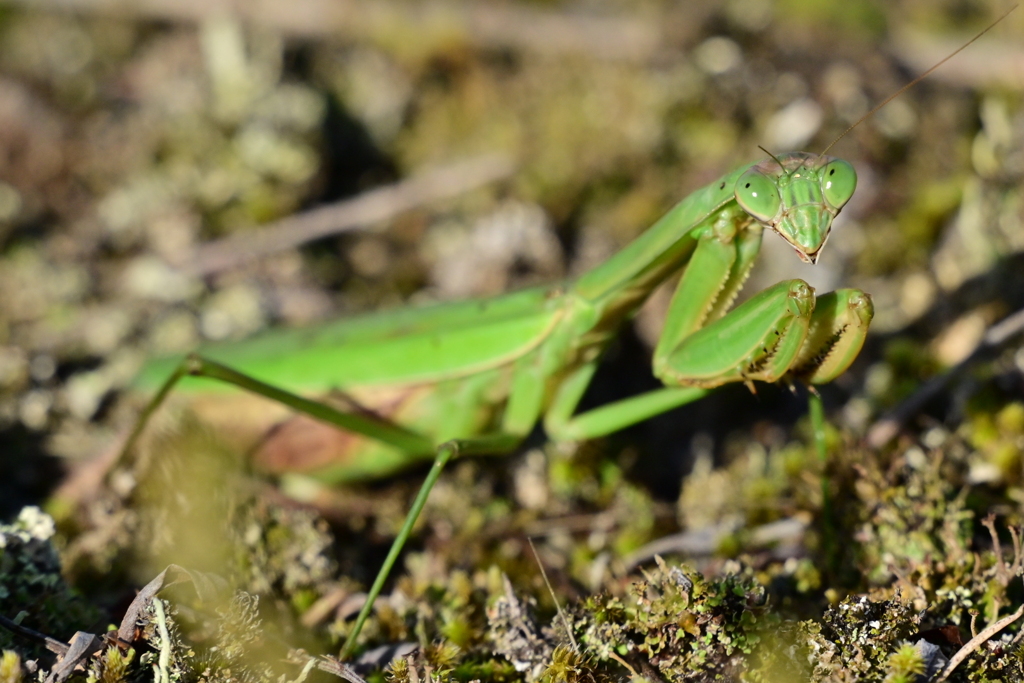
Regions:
[[0, 0, 1021, 563]]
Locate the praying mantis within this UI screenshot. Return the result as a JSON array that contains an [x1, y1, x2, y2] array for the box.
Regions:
[[122, 150, 871, 656], [112, 9, 1014, 658]]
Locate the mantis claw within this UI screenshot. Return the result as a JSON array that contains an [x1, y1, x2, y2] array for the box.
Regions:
[[655, 283, 872, 393], [786, 289, 873, 385], [656, 279, 815, 388]]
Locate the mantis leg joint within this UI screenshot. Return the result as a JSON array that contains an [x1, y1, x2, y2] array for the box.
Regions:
[[184, 353, 204, 375]]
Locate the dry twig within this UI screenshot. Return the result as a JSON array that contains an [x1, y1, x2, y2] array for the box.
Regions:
[[6, 0, 664, 61], [185, 154, 514, 276], [934, 602, 1024, 682], [868, 306, 1024, 447]]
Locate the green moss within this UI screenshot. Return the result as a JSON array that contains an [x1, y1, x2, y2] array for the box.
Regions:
[[0, 507, 100, 659]]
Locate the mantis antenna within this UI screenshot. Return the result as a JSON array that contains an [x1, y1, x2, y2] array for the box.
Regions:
[[757, 145, 785, 168], [819, 5, 1017, 156]]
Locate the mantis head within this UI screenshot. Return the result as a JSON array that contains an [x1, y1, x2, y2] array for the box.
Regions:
[[734, 152, 857, 264]]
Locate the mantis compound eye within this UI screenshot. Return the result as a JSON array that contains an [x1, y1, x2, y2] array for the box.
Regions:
[[821, 159, 857, 210], [735, 169, 782, 223]]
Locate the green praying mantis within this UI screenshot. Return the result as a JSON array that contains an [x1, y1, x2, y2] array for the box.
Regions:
[[124, 150, 871, 656], [111, 11, 1013, 659]]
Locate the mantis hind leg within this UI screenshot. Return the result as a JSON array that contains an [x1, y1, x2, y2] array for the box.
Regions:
[[112, 354, 437, 478], [116, 353, 528, 660], [339, 433, 519, 660]]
